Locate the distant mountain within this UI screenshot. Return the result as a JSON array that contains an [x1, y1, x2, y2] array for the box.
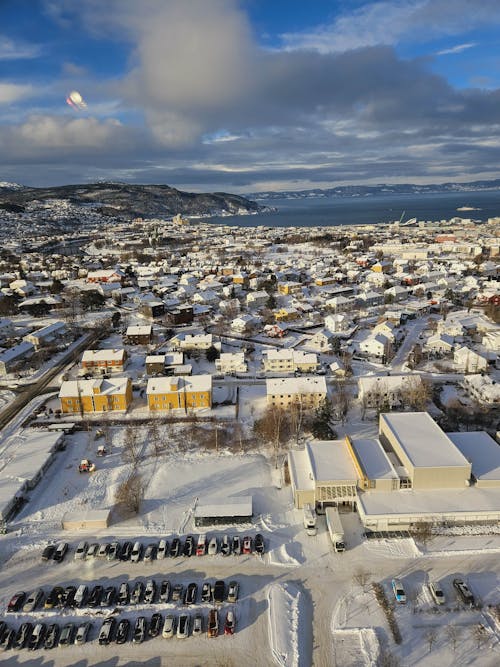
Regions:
[[251, 178, 500, 200], [0, 182, 264, 218]]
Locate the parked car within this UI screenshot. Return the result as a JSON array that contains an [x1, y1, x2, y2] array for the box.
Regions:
[[160, 580, 171, 603], [144, 579, 156, 604], [144, 543, 157, 562], [169, 537, 181, 557], [63, 585, 77, 608], [85, 542, 99, 559], [41, 544, 55, 561], [183, 535, 195, 557], [157, 539, 168, 559], [201, 582, 212, 603], [58, 623, 75, 647], [28, 623, 46, 650], [133, 616, 147, 644], [52, 542, 68, 563], [14, 622, 33, 650], [220, 535, 231, 556], [232, 535, 241, 556], [115, 619, 130, 644], [98, 618, 116, 645], [44, 586, 63, 609], [196, 534, 207, 556], [107, 541, 121, 561], [0, 628, 15, 650], [172, 584, 184, 602], [23, 588, 44, 613], [391, 579, 406, 604], [207, 609, 219, 638], [97, 543, 110, 559], [120, 541, 133, 561], [453, 578, 475, 606], [101, 585, 116, 607], [177, 614, 190, 638], [131, 541, 143, 563], [88, 585, 104, 608], [429, 581, 445, 605], [74, 621, 91, 646], [242, 536, 253, 554], [227, 581, 239, 603], [74, 585, 88, 608], [184, 582, 198, 605], [162, 614, 175, 639], [208, 536, 218, 555], [213, 580, 225, 604], [254, 533, 265, 555], [44, 624, 59, 650], [130, 581, 144, 605], [118, 582, 130, 606], [224, 610, 235, 635], [149, 612, 163, 638], [193, 614, 203, 636], [74, 541, 88, 560], [7, 591, 26, 612]]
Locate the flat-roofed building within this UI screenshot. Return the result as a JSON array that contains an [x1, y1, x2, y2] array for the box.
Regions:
[[449, 431, 500, 489], [59, 376, 132, 413], [147, 374, 212, 411], [379, 412, 471, 489], [346, 436, 399, 492], [266, 376, 327, 408]]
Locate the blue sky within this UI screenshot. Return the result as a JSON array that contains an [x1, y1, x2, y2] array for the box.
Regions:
[[1, 0, 500, 191]]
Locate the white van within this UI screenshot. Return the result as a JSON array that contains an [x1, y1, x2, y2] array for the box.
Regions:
[[130, 541, 142, 563], [74, 585, 88, 608]]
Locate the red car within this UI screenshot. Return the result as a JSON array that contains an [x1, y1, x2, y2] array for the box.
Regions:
[[242, 536, 253, 554], [224, 610, 235, 635], [7, 591, 26, 612]]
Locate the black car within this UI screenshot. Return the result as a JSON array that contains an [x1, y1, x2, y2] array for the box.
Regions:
[[120, 541, 133, 561], [52, 542, 69, 563], [0, 628, 15, 650], [144, 543, 157, 562], [98, 617, 116, 646], [171, 583, 184, 602], [160, 580, 171, 603], [63, 586, 77, 608], [232, 535, 241, 556], [41, 544, 55, 561], [115, 618, 130, 645], [28, 623, 46, 651], [183, 535, 195, 557], [213, 580, 225, 604], [453, 578, 475, 606], [44, 624, 59, 650], [101, 586, 116, 607], [133, 616, 147, 644], [14, 622, 33, 650], [7, 591, 26, 612], [107, 541, 121, 561], [254, 533, 265, 555], [169, 537, 181, 557], [201, 582, 212, 603], [88, 585, 104, 608], [58, 623, 75, 647], [130, 581, 144, 605], [144, 580, 156, 604], [118, 582, 129, 606], [44, 586, 64, 609], [149, 612, 163, 638], [184, 582, 198, 605]]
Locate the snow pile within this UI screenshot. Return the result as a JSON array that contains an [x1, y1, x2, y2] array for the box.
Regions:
[[364, 537, 419, 558], [332, 629, 379, 667], [268, 542, 303, 567], [268, 582, 310, 667]]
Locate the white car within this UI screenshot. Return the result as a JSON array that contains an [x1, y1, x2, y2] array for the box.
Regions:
[[74, 541, 88, 560], [157, 539, 168, 560], [162, 615, 175, 639], [208, 536, 218, 555], [429, 581, 445, 605], [391, 579, 406, 604], [193, 614, 203, 636], [130, 541, 142, 563], [74, 622, 91, 646]]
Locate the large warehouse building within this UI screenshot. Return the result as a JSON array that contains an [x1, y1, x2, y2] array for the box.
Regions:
[[289, 412, 500, 531]]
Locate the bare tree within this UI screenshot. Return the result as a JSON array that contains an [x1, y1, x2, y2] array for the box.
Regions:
[[445, 625, 460, 653], [289, 396, 311, 445], [332, 381, 352, 424], [253, 405, 291, 467], [115, 471, 144, 514], [471, 623, 489, 650], [123, 424, 142, 465], [378, 649, 401, 667], [411, 520, 433, 546], [353, 568, 371, 593], [424, 627, 438, 652], [402, 377, 433, 411], [148, 418, 163, 457]]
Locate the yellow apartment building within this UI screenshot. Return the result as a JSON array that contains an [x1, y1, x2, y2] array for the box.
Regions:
[[147, 375, 212, 411], [59, 377, 133, 414]]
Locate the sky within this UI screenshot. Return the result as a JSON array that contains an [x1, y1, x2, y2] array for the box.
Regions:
[[1, 0, 500, 193]]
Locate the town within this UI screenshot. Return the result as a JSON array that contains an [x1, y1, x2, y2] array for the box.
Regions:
[[0, 200, 499, 667]]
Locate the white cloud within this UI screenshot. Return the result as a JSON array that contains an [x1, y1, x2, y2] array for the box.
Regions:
[[0, 83, 34, 104], [0, 36, 41, 60], [436, 42, 476, 56]]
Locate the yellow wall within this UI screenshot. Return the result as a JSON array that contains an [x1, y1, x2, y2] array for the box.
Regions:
[[60, 380, 132, 414], [148, 390, 211, 411]]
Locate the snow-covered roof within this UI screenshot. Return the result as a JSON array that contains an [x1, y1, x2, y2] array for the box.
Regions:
[[449, 432, 500, 482], [350, 438, 399, 481], [59, 376, 130, 398], [380, 412, 470, 469], [194, 495, 252, 518], [126, 325, 152, 336], [288, 449, 315, 492], [82, 348, 125, 363], [266, 376, 327, 396], [146, 374, 212, 394], [306, 441, 357, 483]]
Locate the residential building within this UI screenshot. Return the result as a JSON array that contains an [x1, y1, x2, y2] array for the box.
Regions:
[[215, 352, 247, 374], [358, 375, 424, 409], [23, 321, 66, 349], [81, 348, 127, 373], [0, 341, 35, 376], [462, 374, 500, 405], [262, 349, 318, 373], [453, 346, 488, 373], [124, 324, 153, 345], [59, 376, 132, 413], [147, 375, 212, 411], [266, 376, 327, 408]]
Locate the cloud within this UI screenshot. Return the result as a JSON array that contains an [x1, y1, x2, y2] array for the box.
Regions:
[[436, 42, 476, 56], [0, 36, 42, 60], [280, 0, 500, 53], [0, 83, 35, 104]]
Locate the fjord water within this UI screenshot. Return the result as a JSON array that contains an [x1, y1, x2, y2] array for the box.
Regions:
[[209, 189, 500, 228]]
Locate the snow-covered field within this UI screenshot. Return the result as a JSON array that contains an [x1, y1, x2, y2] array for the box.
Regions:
[[0, 422, 500, 666]]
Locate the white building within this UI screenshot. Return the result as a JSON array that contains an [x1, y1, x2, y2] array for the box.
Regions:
[[215, 352, 248, 374], [266, 376, 327, 408], [262, 349, 318, 373]]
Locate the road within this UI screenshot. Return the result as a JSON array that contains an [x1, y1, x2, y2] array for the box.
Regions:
[[390, 317, 429, 372]]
